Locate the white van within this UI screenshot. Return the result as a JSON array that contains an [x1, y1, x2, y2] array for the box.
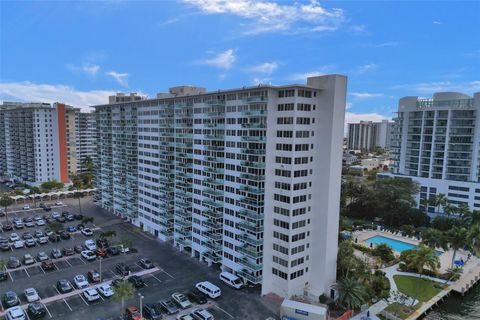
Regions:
[[219, 272, 243, 289], [195, 281, 221, 299]]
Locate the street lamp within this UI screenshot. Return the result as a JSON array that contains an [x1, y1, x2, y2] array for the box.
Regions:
[[99, 256, 103, 282], [138, 293, 144, 320]]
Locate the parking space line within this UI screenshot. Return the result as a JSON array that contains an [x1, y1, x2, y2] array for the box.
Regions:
[[53, 263, 59, 271], [135, 262, 145, 269], [216, 305, 234, 319], [79, 257, 87, 264], [0, 298, 4, 310], [44, 303, 53, 318], [25, 310, 31, 320], [98, 294, 105, 301], [54, 285, 61, 295], [40, 266, 46, 274], [150, 274, 162, 283], [8, 271, 13, 282], [79, 294, 89, 306], [162, 269, 175, 279], [24, 268, 30, 278], [63, 298, 73, 311], [65, 259, 72, 267]]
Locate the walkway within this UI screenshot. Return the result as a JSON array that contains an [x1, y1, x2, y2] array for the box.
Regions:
[[350, 300, 388, 320]]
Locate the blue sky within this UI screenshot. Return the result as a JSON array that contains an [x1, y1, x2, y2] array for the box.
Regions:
[[1, 0, 479, 123]]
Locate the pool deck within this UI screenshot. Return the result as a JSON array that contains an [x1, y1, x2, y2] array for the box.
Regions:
[[353, 229, 423, 249]]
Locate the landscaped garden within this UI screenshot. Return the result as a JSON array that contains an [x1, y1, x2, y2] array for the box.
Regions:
[[393, 275, 445, 302]]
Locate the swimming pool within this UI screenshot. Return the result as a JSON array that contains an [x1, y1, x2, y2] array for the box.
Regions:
[[364, 235, 442, 255]]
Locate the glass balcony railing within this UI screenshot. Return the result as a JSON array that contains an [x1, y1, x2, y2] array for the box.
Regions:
[[239, 221, 264, 233], [203, 240, 222, 252], [238, 233, 263, 246], [237, 269, 262, 284], [238, 257, 262, 271], [203, 251, 222, 263], [237, 245, 262, 259]]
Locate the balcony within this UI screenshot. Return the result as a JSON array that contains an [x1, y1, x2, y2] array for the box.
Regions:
[[203, 188, 223, 197], [241, 110, 267, 116], [238, 257, 262, 271], [241, 136, 266, 142], [241, 123, 266, 129], [205, 167, 224, 174], [204, 198, 222, 208], [240, 173, 264, 181], [203, 241, 222, 252], [202, 210, 223, 219], [203, 251, 222, 263], [201, 219, 223, 230], [174, 218, 192, 228], [240, 148, 266, 155], [175, 228, 192, 237], [238, 209, 264, 221], [239, 221, 264, 233], [236, 269, 262, 284], [240, 161, 265, 168], [238, 233, 263, 246], [202, 231, 222, 242], [240, 185, 264, 194], [237, 245, 262, 259], [244, 96, 268, 104]]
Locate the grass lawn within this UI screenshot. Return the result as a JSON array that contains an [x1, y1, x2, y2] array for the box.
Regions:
[[384, 302, 420, 319], [393, 275, 445, 302]]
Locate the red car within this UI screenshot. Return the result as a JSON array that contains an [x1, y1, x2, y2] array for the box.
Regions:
[[96, 248, 106, 258], [87, 270, 101, 283], [125, 306, 141, 320], [41, 260, 55, 271], [2, 223, 13, 231]]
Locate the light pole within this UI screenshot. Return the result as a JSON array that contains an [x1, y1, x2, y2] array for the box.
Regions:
[[99, 256, 103, 282], [138, 293, 144, 320]]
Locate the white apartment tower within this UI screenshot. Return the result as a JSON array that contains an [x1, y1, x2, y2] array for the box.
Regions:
[[386, 92, 480, 212], [78, 112, 97, 172], [347, 120, 393, 151], [93, 75, 347, 299]]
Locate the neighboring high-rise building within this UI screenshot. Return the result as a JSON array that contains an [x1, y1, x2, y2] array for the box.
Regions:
[[347, 120, 393, 151], [0, 102, 79, 185], [93, 75, 347, 299], [78, 112, 97, 172], [108, 92, 146, 104], [383, 92, 480, 212]]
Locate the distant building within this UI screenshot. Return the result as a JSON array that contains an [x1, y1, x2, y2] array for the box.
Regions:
[[347, 120, 393, 151], [77, 112, 96, 173], [381, 91, 480, 213], [108, 92, 146, 104]]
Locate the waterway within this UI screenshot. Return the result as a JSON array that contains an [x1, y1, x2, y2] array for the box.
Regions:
[[425, 284, 480, 319]]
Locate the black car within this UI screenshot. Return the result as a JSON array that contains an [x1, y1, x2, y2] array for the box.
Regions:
[[0, 270, 8, 281], [62, 247, 74, 256], [7, 256, 21, 269], [28, 302, 47, 319], [3, 291, 19, 307], [39, 203, 46, 209], [56, 280, 73, 293], [138, 258, 154, 269], [2, 222, 13, 231], [128, 275, 145, 288], [77, 223, 85, 230], [186, 289, 208, 305], [56, 216, 66, 223], [74, 214, 83, 220], [107, 246, 120, 256], [49, 234, 61, 242], [115, 263, 130, 276], [62, 211, 70, 217], [58, 231, 71, 240], [143, 303, 162, 320], [0, 242, 10, 251], [43, 206, 51, 211], [74, 244, 83, 253]]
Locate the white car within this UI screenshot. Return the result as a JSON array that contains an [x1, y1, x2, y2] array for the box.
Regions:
[[9, 233, 20, 242], [190, 308, 214, 320], [74, 274, 89, 289], [36, 219, 46, 226], [84, 239, 96, 251], [97, 283, 114, 297], [6, 306, 26, 320], [13, 240, 24, 249], [81, 228, 93, 236], [172, 292, 192, 309], [83, 288, 100, 302], [24, 288, 40, 303], [51, 212, 60, 219], [81, 250, 96, 261], [55, 201, 63, 206], [22, 205, 30, 210], [177, 315, 195, 320]]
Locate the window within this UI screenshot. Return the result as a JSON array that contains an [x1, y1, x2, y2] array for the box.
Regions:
[[277, 103, 294, 111], [272, 268, 288, 280]]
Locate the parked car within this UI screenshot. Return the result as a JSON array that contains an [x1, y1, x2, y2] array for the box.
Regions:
[[74, 214, 83, 220], [34, 230, 44, 238], [87, 270, 101, 283], [55, 216, 66, 223], [35, 219, 46, 226], [82, 228, 93, 236], [0, 242, 10, 251], [24, 288, 40, 303], [25, 239, 36, 247], [37, 236, 48, 244], [96, 248, 107, 258], [51, 212, 60, 219], [97, 283, 114, 297], [3, 222, 13, 231], [51, 248, 63, 259], [115, 263, 130, 276], [9, 233, 20, 242], [143, 303, 162, 320], [23, 254, 35, 265], [39, 203, 46, 209], [0, 270, 8, 281], [190, 308, 214, 320], [3, 291, 19, 307], [139, 258, 154, 269], [56, 280, 73, 293], [62, 247, 74, 256], [81, 250, 96, 261], [6, 306, 26, 320], [177, 315, 195, 320], [195, 282, 221, 299], [186, 289, 208, 305], [83, 288, 100, 302], [48, 234, 60, 242], [13, 221, 24, 229], [73, 274, 89, 289], [43, 206, 51, 212], [74, 244, 83, 253], [13, 240, 24, 249], [8, 256, 21, 269], [41, 260, 55, 271], [54, 201, 63, 206], [107, 246, 120, 256], [85, 239, 96, 251], [171, 292, 192, 309], [21, 232, 33, 240], [125, 306, 142, 320], [58, 231, 70, 240], [128, 275, 145, 288], [66, 226, 77, 233], [23, 205, 30, 210], [27, 302, 47, 319], [159, 298, 178, 315], [36, 252, 48, 262], [65, 214, 75, 222], [25, 221, 35, 228]]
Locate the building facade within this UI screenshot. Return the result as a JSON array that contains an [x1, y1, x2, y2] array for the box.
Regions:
[[78, 112, 97, 173], [347, 120, 393, 151], [385, 92, 480, 212], [93, 75, 347, 299]]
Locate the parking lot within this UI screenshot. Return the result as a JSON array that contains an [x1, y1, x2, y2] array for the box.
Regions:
[[0, 197, 279, 319]]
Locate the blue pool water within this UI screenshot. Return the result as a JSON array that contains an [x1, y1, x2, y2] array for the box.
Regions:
[[365, 235, 442, 255]]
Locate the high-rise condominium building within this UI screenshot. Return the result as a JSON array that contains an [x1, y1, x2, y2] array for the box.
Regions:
[[77, 112, 97, 172], [347, 119, 393, 151], [94, 75, 347, 299], [383, 92, 480, 212], [108, 92, 147, 104], [0, 102, 80, 185]]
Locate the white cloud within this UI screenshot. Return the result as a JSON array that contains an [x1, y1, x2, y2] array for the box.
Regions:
[[106, 71, 129, 87], [433, 21, 442, 25], [200, 49, 236, 69], [253, 77, 272, 85], [350, 92, 383, 99], [356, 63, 377, 74], [67, 63, 101, 77], [289, 66, 334, 81], [0, 81, 114, 112], [351, 24, 367, 33], [394, 81, 480, 94], [247, 62, 278, 74], [184, 0, 345, 35], [375, 41, 400, 48], [345, 111, 390, 124], [346, 102, 353, 110]]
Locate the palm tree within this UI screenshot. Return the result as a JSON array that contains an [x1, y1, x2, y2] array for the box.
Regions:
[[461, 210, 480, 228], [0, 192, 13, 222], [0, 259, 6, 272], [429, 193, 448, 214], [446, 227, 469, 268], [332, 277, 366, 310], [100, 230, 117, 240], [113, 281, 135, 314], [421, 228, 448, 251], [47, 221, 63, 234], [467, 224, 480, 255], [74, 191, 84, 215], [407, 245, 440, 306]]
